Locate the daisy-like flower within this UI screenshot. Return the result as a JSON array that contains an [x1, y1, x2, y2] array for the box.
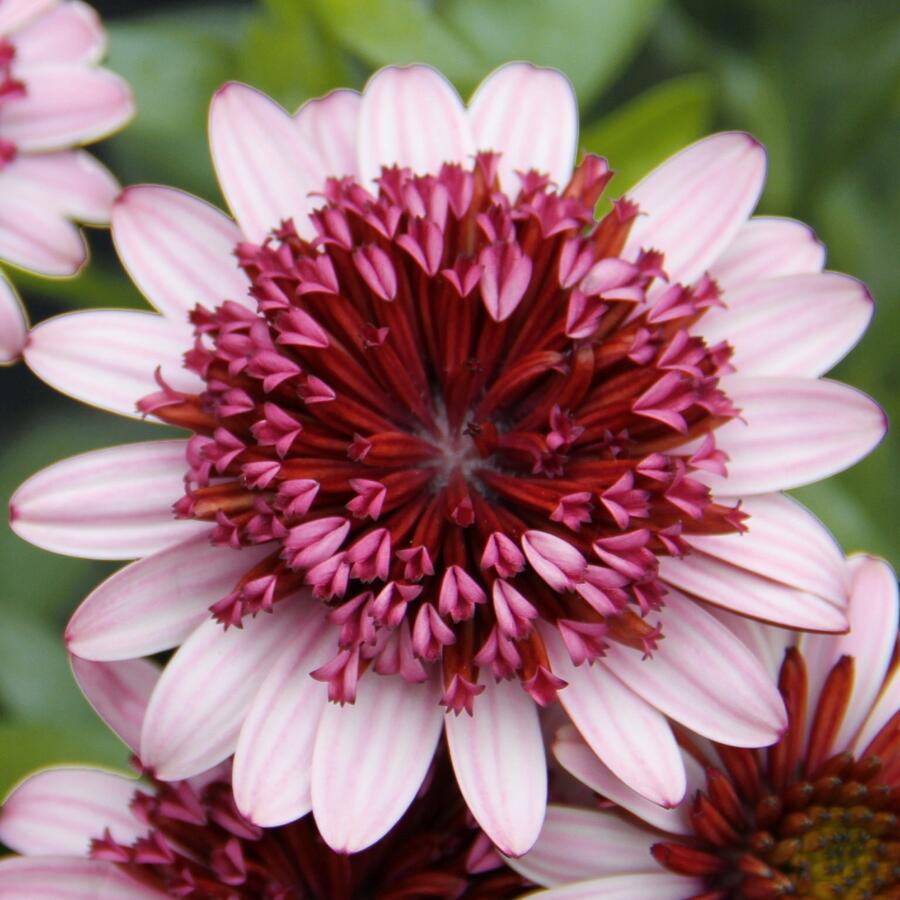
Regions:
[[0, 659, 528, 899], [0, 270, 26, 362], [0, 0, 133, 277], [11, 64, 886, 854], [512, 554, 899, 898]]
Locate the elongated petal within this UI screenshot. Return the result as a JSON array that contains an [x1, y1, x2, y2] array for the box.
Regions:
[[0, 857, 164, 898], [12, 1, 105, 65], [553, 725, 696, 835], [800, 555, 898, 750], [696, 273, 872, 377], [445, 673, 547, 857], [1, 65, 132, 151], [10, 440, 205, 559], [358, 65, 473, 184], [0, 0, 58, 34], [294, 88, 360, 178], [0, 273, 27, 363], [602, 590, 787, 746], [855, 662, 900, 755], [507, 804, 658, 887], [141, 601, 309, 779], [625, 133, 766, 286], [710, 215, 825, 291], [0, 189, 86, 275], [209, 82, 327, 242], [468, 63, 578, 193], [706, 606, 795, 683], [530, 872, 700, 900], [24, 309, 200, 419], [543, 626, 685, 808], [699, 376, 886, 495], [685, 493, 848, 608], [70, 657, 160, 753], [0, 768, 142, 856], [113, 185, 248, 321], [233, 607, 335, 826], [66, 533, 268, 660], [312, 674, 442, 853]]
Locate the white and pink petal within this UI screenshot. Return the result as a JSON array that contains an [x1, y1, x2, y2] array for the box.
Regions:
[[0, 856, 165, 898], [0, 272, 27, 363]]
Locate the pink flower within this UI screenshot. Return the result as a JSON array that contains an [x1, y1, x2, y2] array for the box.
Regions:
[[0, 0, 133, 276], [0, 658, 528, 898], [511, 555, 899, 898], [0, 271, 26, 362], [11, 63, 886, 855]]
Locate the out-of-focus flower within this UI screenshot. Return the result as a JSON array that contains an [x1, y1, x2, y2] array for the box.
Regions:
[[511, 555, 899, 898], [11, 63, 885, 855], [0, 0, 133, 276], [0, 658, 527, 899], [0, 270, 26, 362]]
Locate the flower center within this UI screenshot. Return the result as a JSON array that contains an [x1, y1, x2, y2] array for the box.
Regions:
[[145, 151, 743, 711]]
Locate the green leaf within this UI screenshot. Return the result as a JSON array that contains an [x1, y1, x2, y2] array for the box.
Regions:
[[580, 74, 715, 192]]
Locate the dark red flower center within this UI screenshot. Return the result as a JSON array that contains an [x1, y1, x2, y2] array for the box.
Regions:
[[0, 38, 23, 168], [145, 151, 743, 711]]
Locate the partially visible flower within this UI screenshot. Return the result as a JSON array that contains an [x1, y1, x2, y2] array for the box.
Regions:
[[0, 657, 528, 899], [511, 554, 899, 899], [0, 271, 26, 362], [0, 0, 133, 276]]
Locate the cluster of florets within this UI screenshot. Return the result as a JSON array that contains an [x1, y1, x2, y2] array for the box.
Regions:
[[143, 151, 743, 712]]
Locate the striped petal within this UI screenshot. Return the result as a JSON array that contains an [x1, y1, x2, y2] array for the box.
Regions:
[[112, 185, 249, 321], [24, 309, 200, 419], [209, 82, 328, 242], [65, 532, 268, 660], [233, 607, 335, 827], [0, 857, 164, 898], [12, 1, 105, 65], [0, 768, 142, 856], [358, 65, 473, 184], [602, 590, 787, 746], [140, 601, 308, 780], [468, 62, 578, 194], [294, 88, 360, 178], [625, 132, 766, 287], [0, 272, 27, 363], [706, 606, 795, 683], [445, 673, 547, 857], [311, 674, 442, 853], [0, 0, 58, 35], [10, 440, 205, 560], [531, 872, 700, 899], [855, 661, 900, 755]]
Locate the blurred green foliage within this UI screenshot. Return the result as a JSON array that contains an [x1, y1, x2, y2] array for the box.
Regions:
[[0, 0, 897, 794]]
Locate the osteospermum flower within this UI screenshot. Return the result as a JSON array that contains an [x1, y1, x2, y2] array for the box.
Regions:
[[0, 659, 527, 899], [0, 270, 26, 361], [0, 0, 132, 276], [511, 555, 899, 898], [12, 64, 886, 854]]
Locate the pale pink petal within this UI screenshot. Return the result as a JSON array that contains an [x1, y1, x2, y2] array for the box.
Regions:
[[625, 133, 766, 287], [65, 532, 269, 660], [543, 626, 685, 808], [70, 657, 160, 753], [660, 552, 848, 632], [531, 872, 700, 899], [294, 88, 360, 178], [0, 189, 86, 275], [553, 725, 697, 835], [141, 601, 310, 780], [10, 439, 206, 560], [854, 662, 900, 754], [799, 555, 898, 751], [113, 185, 249, 321], [0, 0, 58, 35], [1, 65, 132, 151], [357, 65, 473, 184], [0, 856, 164, 898], [0, 768, 143, 856], [233, 607, 335, 827], [0, 150, 118, 224], [507, 804, 658, 887], [311, 674, 442, 853], [601, 590, 787, 746], [697, 376, 887, 495], [0, 273, 27, 363], [12, 1, 105, 65], [710, 216, 826, 291], [685, 493, 848, 608], [24, 309, 201, 419], [444, 673, 547, 857], [706, 606, 795, 683], [468, 62, 578, 194], [696, 273, 872, 377], [209, 82, 328, 243]]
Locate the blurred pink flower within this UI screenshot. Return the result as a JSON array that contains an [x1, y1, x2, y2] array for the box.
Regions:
[[0, 0, 133, 276], [11, 63, 886, 855], [0, 270, 26, 362], [511, 555, 899, 898]]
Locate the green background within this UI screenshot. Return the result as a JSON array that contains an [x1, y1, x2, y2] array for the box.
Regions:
[[0, 0, 897, 794]]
